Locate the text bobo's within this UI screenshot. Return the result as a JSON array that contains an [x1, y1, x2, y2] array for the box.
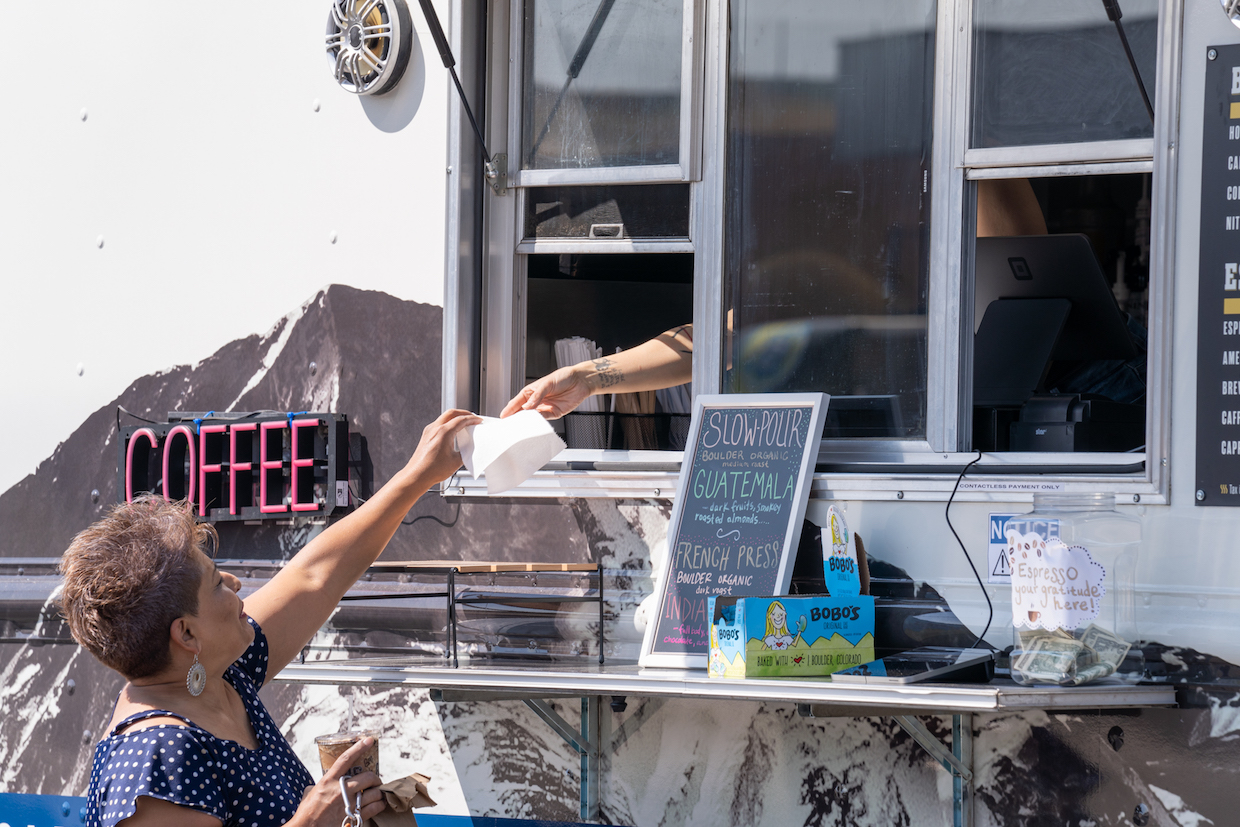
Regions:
[[640, 393, 829, 669]]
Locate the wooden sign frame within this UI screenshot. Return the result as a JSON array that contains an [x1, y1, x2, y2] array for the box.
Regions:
[[639, 393, 828, 669]]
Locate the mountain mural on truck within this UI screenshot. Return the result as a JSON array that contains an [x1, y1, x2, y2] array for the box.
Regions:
[[0, 284, 586, 564]]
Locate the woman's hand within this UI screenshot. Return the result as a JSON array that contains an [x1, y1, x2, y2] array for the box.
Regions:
[[404, 408, 482, 484], [501, 365, 593, 420], [499, 323, 693, 420], [293, 737, 386, 826]]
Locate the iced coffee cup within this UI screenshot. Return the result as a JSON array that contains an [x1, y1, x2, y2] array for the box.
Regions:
[[315, 729, 380, 776]]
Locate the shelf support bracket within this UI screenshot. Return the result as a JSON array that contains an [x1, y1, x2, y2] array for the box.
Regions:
[[525, 698, 600, 822], [892, 713, 973, 827]]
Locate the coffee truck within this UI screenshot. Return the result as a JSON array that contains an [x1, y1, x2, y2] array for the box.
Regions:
[[3, 1, 1240, 825]]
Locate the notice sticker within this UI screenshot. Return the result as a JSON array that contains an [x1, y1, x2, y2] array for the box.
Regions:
[[988, 513, 1060, 584], [987, 513, 1018, 584]]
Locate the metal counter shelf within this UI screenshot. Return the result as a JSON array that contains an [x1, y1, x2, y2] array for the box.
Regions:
[[275, 658, 1176, 827], [274, 659, 1176, 713]]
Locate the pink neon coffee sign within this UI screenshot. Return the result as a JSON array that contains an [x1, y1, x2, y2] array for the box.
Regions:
[[118, 413, 350, 522]]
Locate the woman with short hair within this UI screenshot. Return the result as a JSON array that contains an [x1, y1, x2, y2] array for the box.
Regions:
[[60, 409, 480, 827]]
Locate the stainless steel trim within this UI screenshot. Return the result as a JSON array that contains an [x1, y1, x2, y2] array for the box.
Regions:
[[694, 0, 726, 397], [443, 2, 466, 411], [447, 461, 1162, 503], [515, 239, 694, 254], [513, 164, 690, 188], [1143, 0, 1183, 502], [452, 471, 683, 499], [539, 448, 683, 465], [509, 220, 528, 415], [275, 661, 1177, 712], [813, 476, 1164, 505], [682, 0, 706, 183], [964, 139, 1156, 168], [506, 0, 523, 189], [817, 438, 937, 456], [444, 0, 489, 412], [478, 0, 520, 416], [818, 448, 1145, 468], [967, 161, 1154, 179], [928, 0, 971, 452]]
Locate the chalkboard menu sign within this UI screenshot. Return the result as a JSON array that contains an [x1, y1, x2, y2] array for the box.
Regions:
[[640, 393, 828, 668], [1197, 44, 1240, 506]]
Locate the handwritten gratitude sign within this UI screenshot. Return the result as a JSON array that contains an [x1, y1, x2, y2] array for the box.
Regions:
[[640, 393, 828, 668], [1008, 532, 1106, 631]]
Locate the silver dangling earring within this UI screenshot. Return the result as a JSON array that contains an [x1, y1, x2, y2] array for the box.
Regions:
[[186, 653, 207, 697]]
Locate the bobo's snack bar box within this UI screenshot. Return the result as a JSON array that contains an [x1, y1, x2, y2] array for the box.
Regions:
[[708, 594, 875, 678]]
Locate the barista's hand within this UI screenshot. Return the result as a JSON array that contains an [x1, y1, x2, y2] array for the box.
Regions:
[[405, 408, 482, 483], [501, 365, 593, 420], [293, 737, 386, 826]]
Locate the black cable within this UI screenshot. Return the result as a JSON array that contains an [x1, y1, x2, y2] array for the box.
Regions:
[[116, 405, 161, 432], [1101, 0, 1155, 125], [945, 450, 993, 649], [413, 0, 492, 165], [349, 475, 461, 527], [403, 500, 462, 528], [401, 474, 462, 527]]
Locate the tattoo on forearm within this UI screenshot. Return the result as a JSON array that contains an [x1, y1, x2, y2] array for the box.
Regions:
[[593, 357, 624, 388], [668, 325, 694, 354]]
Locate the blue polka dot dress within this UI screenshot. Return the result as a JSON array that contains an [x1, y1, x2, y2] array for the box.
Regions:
[[85, 619, 315, 827]]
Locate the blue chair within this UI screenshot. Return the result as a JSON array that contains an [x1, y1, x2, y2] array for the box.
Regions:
[[0, 794, 618, 827], [0, 794, 87, 826]]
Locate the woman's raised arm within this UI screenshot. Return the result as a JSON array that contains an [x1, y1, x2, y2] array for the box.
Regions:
[[243, 409, 480, 677]]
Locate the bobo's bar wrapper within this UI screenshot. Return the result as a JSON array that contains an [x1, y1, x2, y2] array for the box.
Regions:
[[708, 594, 874, 678]]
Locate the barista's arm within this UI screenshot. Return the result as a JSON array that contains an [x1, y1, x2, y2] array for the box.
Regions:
[[501, 324, 693, 420], [977, 178, 1047, 237]]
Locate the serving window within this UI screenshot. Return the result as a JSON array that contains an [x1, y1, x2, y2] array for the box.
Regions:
[[446, 0, 1180, 500], [968, 172, 1153, 455], [955, 0, 1170, 498]]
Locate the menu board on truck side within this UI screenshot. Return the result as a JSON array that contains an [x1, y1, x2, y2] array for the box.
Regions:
[[1197, 44, 1240, 505], [640, 393, 827, 669]]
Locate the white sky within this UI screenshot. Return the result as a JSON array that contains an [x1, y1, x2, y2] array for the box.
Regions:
[[0, 1, 451, 494]]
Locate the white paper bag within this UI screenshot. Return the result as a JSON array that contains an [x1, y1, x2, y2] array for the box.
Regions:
[[456, 410, 567, 495]]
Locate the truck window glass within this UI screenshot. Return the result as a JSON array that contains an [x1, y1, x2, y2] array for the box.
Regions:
[[972, 0, 1159, 148], [722, 0, 937, 440], [521, 0, 684, 171]]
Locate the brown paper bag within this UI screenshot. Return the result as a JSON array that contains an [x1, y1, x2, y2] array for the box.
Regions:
[[367, 773, 437, 827]]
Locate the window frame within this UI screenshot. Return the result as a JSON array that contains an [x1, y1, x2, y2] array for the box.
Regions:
[[444, 0, 1183, 503], [507, 0, 706, 188]]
